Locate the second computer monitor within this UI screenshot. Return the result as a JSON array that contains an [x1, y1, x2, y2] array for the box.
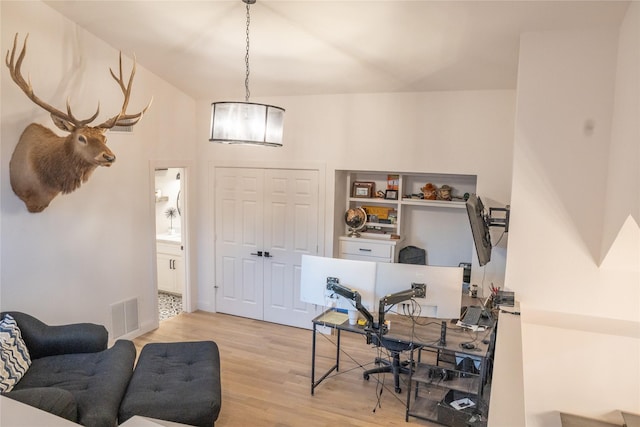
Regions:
[[375, 263, 463, 319]]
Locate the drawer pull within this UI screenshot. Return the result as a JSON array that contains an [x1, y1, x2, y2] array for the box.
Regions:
[[358, 248, 372, 252]]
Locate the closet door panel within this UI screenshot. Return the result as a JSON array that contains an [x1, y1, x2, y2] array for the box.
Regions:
[[263, 169, 320, 328], [215, 168, 264, 320]]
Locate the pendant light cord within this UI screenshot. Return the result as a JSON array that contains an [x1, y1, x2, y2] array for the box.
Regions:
[[245, 2, 251, 102]]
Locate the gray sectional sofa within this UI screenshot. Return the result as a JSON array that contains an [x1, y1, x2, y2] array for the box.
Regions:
[[1, 311, 136, 426]]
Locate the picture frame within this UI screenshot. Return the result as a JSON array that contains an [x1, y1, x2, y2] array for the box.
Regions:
[[352, 181, 375, 198], [385, 189, 398, 200]]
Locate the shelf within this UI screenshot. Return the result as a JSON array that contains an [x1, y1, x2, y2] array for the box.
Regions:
[[349, 196, 466, 209], [341, 170, 478, 265], [348, 197, 397, 204], [401, 198, 467, 208], [356, 232, 400, 240], [412, 364, 481, 395], [406, 343, 490, 426], [365, 222, 396, 229], [407, 395, 440, 421]]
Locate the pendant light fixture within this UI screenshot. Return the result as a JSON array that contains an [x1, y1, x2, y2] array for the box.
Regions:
[[209, 0, 285, 147]]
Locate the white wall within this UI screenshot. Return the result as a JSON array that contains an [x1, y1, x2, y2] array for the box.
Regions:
[[602, 2, 640, 261], [194, 90, 515, 311], [0, 2, 196, 336], [507, 4, 640, 425], [154, 168, 182, 235]]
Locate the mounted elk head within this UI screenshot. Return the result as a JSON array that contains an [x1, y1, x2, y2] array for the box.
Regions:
[[5, 33, 152, 213]]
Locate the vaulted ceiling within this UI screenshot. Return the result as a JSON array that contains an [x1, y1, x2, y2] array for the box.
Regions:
[[45, 1, 629, 100]]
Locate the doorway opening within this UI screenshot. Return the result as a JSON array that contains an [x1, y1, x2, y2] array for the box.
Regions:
[[154, 167, 188, 321]]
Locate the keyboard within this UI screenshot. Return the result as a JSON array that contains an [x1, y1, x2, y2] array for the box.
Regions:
[[461, 306, 482, 326]]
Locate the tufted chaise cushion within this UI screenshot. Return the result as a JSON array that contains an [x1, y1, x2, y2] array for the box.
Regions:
[[119, 341, 221, 427], [12, 339, 136, 427]]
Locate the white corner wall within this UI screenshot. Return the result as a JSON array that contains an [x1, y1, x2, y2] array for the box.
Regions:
[[602, 2, 640, 262], [0, 1, 196, 335], [507, 5, 640, 425]]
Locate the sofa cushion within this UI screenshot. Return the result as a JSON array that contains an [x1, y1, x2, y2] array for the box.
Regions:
[[0, 314, 32, 392], [4, 387, 78, 422], [13, 339, 135, 427]]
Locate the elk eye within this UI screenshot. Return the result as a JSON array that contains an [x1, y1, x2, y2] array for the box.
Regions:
[[78, 135, 88, 145]]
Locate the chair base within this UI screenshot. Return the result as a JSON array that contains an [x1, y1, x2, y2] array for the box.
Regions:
[[363, 353, 412, 393]]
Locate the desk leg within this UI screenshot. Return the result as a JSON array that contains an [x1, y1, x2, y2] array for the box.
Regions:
[[479, 355, 488, 396], [405, 345, 415, 422], [311, 323, 317, 395], [336, 329, 341, 372], [311, 325, 340, 395]]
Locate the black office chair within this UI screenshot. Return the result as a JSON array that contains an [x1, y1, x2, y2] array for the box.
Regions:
[[362, 334, 414, 393]]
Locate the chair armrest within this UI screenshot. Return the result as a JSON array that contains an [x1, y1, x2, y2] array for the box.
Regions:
[[2, 312, 108, 359]]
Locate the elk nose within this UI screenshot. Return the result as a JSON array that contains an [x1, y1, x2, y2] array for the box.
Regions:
[[104, 153, 116, 163]]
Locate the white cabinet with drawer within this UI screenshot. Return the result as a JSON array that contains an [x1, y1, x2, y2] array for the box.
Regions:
[[339, 236, 401, 263], [157, 241, 184, 295]]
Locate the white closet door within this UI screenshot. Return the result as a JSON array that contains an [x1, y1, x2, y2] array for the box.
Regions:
[[215, 168, 264, 320], [215, 167, 321, 328], [262, 169, 320, 328]]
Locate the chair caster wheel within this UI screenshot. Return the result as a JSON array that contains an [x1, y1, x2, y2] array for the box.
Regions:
[[363, 373, 370, 381], [395, 387, 402, 393]]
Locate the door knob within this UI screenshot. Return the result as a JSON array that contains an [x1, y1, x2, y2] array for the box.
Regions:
[[251, 251, 263, 257], [264, 251, 273, 258]]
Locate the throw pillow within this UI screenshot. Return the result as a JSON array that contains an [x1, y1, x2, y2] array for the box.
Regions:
[[0, 314, 32, 392]]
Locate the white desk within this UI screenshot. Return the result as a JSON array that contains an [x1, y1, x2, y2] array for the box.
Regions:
[[120, 415, 194, 427], [487, 302, 525, 426], [0, 395, 78, 426], [0, 396, 192, 427]]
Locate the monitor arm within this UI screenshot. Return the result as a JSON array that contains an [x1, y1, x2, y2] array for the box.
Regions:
[[377, 283, 426, 334], [489, 205, 511, 232], [326, 278, 375, 327], [326, 278, 427, 339]]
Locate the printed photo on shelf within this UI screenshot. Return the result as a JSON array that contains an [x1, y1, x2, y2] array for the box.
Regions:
[[387, 174, 399, 190], [352, 181, 375, 198], [385, 189, 398, 200]]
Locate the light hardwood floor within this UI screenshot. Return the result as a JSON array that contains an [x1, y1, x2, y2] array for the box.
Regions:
[[133, 311, 441, 426]]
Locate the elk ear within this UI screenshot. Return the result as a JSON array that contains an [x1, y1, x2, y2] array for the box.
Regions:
[[50, 114, 76, 132]]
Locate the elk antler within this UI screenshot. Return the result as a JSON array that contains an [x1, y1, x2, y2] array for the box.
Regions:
[[5, 33, 100, 128], [96, 52, 152, 129]]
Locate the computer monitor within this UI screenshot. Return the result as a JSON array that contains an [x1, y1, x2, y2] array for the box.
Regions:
[[300, 255, 377, 311], [375, 263, 463, 319], [465, 193, 492, 266]]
